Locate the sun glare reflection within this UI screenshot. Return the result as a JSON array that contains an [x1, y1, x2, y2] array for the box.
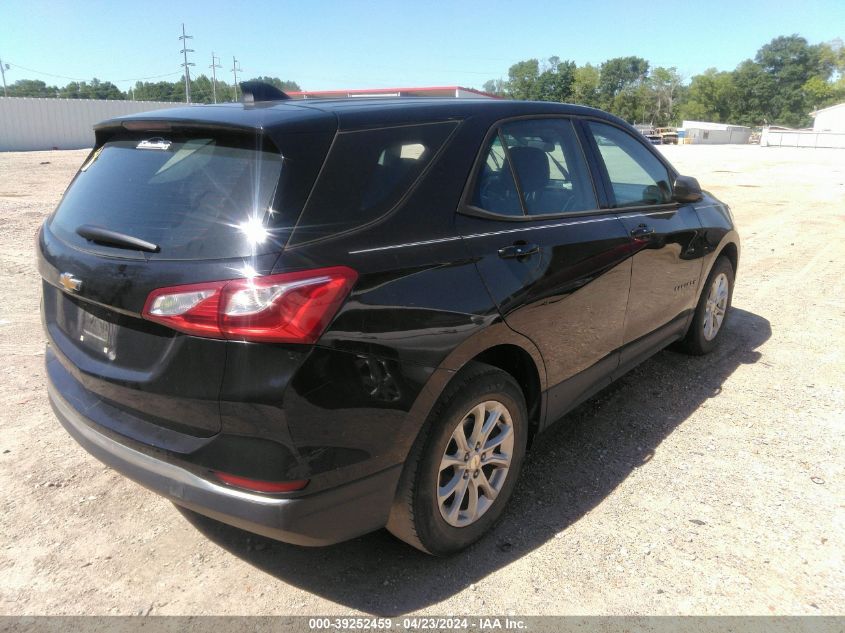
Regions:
[[239, 215, 269, 244]]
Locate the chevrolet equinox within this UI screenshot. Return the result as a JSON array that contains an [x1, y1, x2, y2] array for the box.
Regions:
[[39, 84, 739, 555]]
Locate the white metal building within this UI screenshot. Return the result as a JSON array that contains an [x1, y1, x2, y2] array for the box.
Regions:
[[0, 97, 183, 151], [0, 87, 497, 151], [760, 127, 845, 148], [759, 104, 845, 148], [680, 120, 751, 144], [810, 102, 845, 132]]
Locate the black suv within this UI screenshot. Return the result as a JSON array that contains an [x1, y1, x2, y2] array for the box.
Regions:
[[39, 87, 739, 555]]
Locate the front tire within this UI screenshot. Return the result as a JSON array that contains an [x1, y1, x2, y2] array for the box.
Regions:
[[386, 363, 528, 556], [679, 256, 734, 355]]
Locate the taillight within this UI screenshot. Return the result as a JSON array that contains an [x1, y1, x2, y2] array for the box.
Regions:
[[142, 266, 357, 343]]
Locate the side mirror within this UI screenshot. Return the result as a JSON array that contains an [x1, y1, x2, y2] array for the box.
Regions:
[[673, 175, 703, 203]]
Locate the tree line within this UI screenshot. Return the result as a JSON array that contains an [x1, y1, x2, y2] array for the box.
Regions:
[[482, 35, 845, 128], [5, 35, 843, 127], [4, 75, 301, 103]]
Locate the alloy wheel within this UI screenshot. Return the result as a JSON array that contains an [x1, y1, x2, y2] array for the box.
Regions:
[[703, 272, 729, 341], [437, 400, 514, 527]]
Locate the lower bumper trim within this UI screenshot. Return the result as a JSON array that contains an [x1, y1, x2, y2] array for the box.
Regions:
[[48, 378, 402, 547]]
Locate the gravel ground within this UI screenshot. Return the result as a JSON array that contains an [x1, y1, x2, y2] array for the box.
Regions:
[[0, 144, 842, 616]]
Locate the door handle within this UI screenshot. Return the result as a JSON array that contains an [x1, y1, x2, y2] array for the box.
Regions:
[[631, 224, 656, 239], [498, 242, 539, 259]]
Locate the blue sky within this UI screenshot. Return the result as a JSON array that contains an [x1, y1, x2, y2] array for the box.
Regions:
[[1, 0, 843, 92]]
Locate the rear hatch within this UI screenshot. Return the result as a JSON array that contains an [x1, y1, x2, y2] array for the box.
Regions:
[[39, 114, 335, 439]]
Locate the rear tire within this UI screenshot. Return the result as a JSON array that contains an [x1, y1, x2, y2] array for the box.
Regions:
[[386, 362, 527, 556], [679, 256, 734, 355]]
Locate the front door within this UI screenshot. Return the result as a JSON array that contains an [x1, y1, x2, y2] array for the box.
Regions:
[[583, 120, 705, 366]]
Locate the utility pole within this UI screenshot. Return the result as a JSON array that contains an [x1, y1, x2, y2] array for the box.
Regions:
[[0, 57, 9, 97], [209, 52, 221, 103], [231, 56, 242, 101], [179, 23, 195, 103]]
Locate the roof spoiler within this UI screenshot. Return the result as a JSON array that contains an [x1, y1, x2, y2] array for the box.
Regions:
[[239, 81, 291, 104]]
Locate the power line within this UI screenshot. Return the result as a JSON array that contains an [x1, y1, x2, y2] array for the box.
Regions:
[[209, 52, 222, 103], [0, 56, 8, 97], [114, 70, 183, 83], [3, 61, 182, 84], [231, 56, 242, 100], [179, 23, 195, 103], [3, 62, 87, 81]]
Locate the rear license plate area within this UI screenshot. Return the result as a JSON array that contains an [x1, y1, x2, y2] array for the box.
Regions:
[[79, 311, 118, 359]]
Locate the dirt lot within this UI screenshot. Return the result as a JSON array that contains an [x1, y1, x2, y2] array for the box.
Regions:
[[0, 144, 843, 616]]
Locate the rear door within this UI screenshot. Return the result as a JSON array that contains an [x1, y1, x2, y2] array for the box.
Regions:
[[583, 120, 704, 366], [457, 117, 633, 424], [39, 126, 332, 439]]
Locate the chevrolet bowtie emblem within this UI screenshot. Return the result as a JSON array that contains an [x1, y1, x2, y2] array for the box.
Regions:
[[59, 272, 82, 293]]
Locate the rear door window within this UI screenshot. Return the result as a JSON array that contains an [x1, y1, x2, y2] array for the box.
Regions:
[[50, 135, 284, 260], [288, 121, 457, 246]]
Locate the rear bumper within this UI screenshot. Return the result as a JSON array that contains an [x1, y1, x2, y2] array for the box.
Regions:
[[48, 373, 402, 547]]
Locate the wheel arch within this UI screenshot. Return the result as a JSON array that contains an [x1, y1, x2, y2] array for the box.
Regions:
[[697, 231, 740, 301], [470, 344, 543, 446], [399, 321, 547, 461], [717, 240, 739, 276], [386, 328, 546, 551]]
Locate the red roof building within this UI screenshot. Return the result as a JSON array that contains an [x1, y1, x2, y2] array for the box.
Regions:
[[287, 85, 499, 100]]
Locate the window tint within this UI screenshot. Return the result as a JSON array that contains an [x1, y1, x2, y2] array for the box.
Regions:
[[472, 118, 596, 216], [289, 121, 457, 245], [589, 122, 673, 207], [50, 136, 283, 260]]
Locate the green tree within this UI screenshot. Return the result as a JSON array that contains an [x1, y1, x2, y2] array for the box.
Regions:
[[7, 74, 301, 103], [648, 67, 684, 125], [804, 75, 845, 111], [484, 57, 574, 102], [751, 34, 834, 126], [598, 56, 649, 110], [610, 86, 645, 123], [677, 68, 738, 123], [534, 57, 576, 102], [58, 81, 85, 99], [218, 80, 238, 102], [245, 76, 301, 93], [7, 79, 58, 97], [59, 78, 124, 100], [171, 75, 189, 103], [476, 34, 845, 126], [482, 78, 507, 97], [730, 59, 777, 126], [506, 59, 541, 100], [571, 64, 601, 108], [190, 74, 215, 103], [131, 80, 179, 102]]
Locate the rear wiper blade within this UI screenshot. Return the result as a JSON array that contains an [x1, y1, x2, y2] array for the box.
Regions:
[[76, 225, 160, 253]]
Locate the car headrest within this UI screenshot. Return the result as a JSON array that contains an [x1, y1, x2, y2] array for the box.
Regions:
[[507, 146, 550, 193]]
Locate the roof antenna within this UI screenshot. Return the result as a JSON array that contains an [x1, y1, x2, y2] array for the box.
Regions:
[[239, 81, 291, 104]]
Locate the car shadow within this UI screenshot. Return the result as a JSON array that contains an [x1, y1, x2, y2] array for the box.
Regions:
[[178, 307, 771, 615]]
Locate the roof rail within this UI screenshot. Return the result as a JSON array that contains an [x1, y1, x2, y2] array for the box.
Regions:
[[239, 81, 291, 104]]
